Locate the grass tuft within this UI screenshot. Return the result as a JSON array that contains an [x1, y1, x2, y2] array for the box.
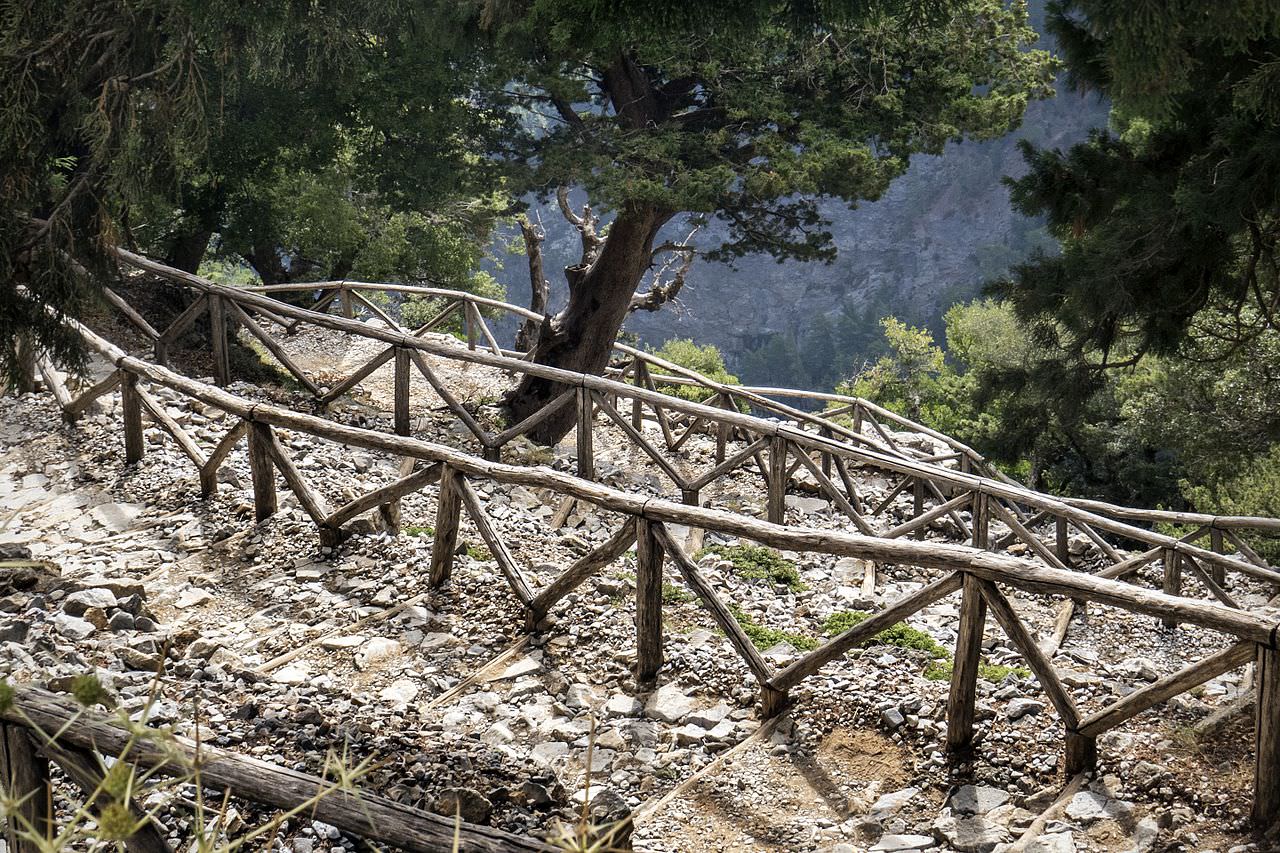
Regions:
[[728, 606, 818, 651]]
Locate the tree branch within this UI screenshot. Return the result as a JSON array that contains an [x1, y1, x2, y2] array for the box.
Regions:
[[516, 214, 550, 351]]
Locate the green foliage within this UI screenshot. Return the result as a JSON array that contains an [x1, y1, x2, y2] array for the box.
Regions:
[[465, 543, 493, 561], [728, 606, 818, 652], [821, 611, 948, 658], [923, 660, 1030, 682], [404, 525, 435, 538], [650, 339, 747, 410], [402, 271, 507, 339], [662, 582, 694, 604], [0, 680, 12, 713], [696, 544, 803, 591], [71, 673, 110, 708]]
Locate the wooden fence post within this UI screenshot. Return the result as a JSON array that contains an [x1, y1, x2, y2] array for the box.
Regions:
[[1065, 731, 1097, 776], [947, 573, 986, 759], [971, 493, 988, 550], [851, 403, 863, 434], [1, 724, 51, 853], [1255, 644, 1280, 827], [767, 435, 787, 525], [339, 286, 354, 319], [1056, 517, 1070, 567], [430, 466, 461, 587], [13, 336, 36, 395], [912, 479, 925, 538], [716, 393, 731, 465], [632, 361, 648, 431], [1210, 528, 1226, 586], [393, 347, 411, 437], [120, 372, 145, 463], [576, 387, 594, 480], [1162, 548, 1182, 628], [634, 518, 664, 685], [247, 422, 277, 521], [464, 302, 477, 350], [208, 294, 231, 386]]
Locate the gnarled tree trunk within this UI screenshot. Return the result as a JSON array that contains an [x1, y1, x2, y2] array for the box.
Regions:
[[503, 203, 669, 443]]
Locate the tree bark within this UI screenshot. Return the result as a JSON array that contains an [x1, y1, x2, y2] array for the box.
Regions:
[[165, 227, 213, 275], [503, 203, 669, 442]]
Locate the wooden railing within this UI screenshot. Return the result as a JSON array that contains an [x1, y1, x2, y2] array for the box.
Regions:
[[25, 305, 1280, 828], [94, 251, 1280, 634]]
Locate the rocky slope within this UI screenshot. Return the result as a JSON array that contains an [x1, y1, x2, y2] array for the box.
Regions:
[[0, 325, 1266, 853]]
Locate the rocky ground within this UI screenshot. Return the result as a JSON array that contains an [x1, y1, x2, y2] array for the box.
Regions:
[[0, 317, 1271, 852]]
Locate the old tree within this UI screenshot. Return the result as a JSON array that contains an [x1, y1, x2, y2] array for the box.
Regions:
[[469, 0, 1056, 439]]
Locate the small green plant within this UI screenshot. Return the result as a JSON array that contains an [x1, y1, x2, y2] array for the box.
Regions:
[[921, 660, 1031, 683], [821, 610, 948, 657], [662, 582, 694, 604], [465, 543, 493, 561], [696, 544, 804, 591], [728, 606, 818, 651], [404, 525, 434, 537]]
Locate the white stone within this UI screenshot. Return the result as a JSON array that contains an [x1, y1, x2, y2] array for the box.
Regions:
[[175, 588, 212, 608], [379, 678, 419, 706], [644, 684, 695, 723], [870, 835, 934, 852], [53, 614, 96, 639]]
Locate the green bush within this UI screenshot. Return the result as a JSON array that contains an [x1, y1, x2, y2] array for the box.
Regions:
[[821, 610, 947, 657], [650, 339, 749, 411], [696, 544, 804, 591]]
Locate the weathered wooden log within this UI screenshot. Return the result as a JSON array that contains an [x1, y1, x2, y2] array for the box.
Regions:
[[154, 294, 210, 367], [594, 392, 687, 490], [1162, 549, 1182, 628], [38, 739, 172, 853], [120, 372, 144, 463], [430, 465, 461, 587], [634, 519, 664, 685], [884, 492, 971, 540], [407, 350, 492, 448], [137, 386, 207, 469], [988, 499, 1069, 572], [338, 285, 354, 319], [1, 723, 50, 853], [318, 346, 395, 405], [393, 347, 411, 437], [576, 387, 594, 480], [350, 290, 401, 330], [1210, 527, 1227, 585], [246, 422, 278, 520], [767, 436, 787, 525], [103, 287, 160, 340], [947, 574, 987, 758], [529, 520, 637, 621], [490, 389, 575, 449], [1055, 517, 1070, 567], [1181, 552, 1240, 609], [1258, 645, 1280, 828], [771, 573, 963, 693], [262, 428, 331, 525], [200, 418, 247, 496], [227, 300, 320, 396], [791, 448, 875, 535], [686, 436, 769, 492], [1077, 641, 1253, 738], [325, 463, 443, 531], [456, 476, 534, 607], [63, 370, 120, 422], [972, 493, 989, 550], [35, 357, 72, 414], [207, 294, 231, 386], [652, 523, 772, 686]]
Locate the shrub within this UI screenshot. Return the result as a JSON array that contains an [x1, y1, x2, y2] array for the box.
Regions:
[[728, 606, 818, 651], [401, 271, 505, 340], [821, 610, 948, 657], [696, 544, 803, 591], [650, 339, 749, 411]]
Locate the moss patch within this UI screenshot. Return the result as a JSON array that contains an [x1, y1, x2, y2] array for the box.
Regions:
[[696, 544, 804, 591], [728, 606, 818, 651], [821, 610, 948, 658]]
